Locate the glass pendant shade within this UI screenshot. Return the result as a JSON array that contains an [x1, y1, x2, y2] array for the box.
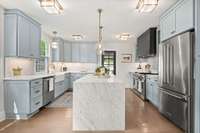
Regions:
[[136, 0, 158, 12], [39, 0, 63, 14]]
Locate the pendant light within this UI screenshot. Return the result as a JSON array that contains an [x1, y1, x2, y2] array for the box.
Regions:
[[52, 31, 58, 49], [96, 9, 103, 66], [39, 0, 64, 14]]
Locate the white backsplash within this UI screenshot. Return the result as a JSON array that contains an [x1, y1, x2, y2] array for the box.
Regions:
[[52, 62, 97, 73], [5, 57, 35, 77]]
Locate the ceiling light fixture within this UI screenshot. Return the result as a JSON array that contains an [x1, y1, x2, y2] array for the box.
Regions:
[[72, 35, 83, 41], [116, 33, 131, 41], [136, 0, 158, 12], [39, 0, 64, 14]]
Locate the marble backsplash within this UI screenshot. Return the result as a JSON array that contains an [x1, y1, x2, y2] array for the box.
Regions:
[[5, 57, 35, 77], [51, 62, 97, 73]]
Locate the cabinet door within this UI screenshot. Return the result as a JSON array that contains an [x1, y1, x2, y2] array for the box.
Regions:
[[175, 0, 194, 33], [18, 16, 30, 57], [5, 14, 18, 56], [87, 44, 97, 63], [59, 42, 64, 62], [64, 74, 70, 91], [160, 9, 176, 42], [71, 43, 80, 62], [64, 41, 72, 62], [146, 79, 152, 101], [29, 22, 41, 58], [80, 44, 88, 63]]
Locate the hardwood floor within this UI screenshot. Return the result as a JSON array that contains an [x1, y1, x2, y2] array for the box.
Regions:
[[0, 89, 183, 133]]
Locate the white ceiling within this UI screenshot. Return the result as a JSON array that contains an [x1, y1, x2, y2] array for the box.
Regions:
[[0, 0, 177, 42]]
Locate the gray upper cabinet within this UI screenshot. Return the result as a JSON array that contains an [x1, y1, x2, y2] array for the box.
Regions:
[[29, 22, 41, 58], [80, 43, 89, 63], [18, 15, 30, 57], [175, 0, 194, 33], [160, 0, 194, 42], [71, 43, 80, 62], [64, 41, 72, 62], [4, 9, 41, 58], [160, 10, 176, 41], [72, 43, 97, 63], [86, 44, 97, 63]]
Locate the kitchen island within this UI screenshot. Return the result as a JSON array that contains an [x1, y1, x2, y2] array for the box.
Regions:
[[73, 74, 125, 131]]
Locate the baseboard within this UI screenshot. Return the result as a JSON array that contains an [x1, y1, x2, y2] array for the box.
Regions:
[[0, 111, 5, 122]]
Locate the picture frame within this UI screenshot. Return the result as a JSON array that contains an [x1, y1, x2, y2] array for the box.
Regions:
[[121, 54, 132, 63]]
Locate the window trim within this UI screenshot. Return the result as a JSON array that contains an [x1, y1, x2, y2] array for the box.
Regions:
[[102, 51, 116, 75]]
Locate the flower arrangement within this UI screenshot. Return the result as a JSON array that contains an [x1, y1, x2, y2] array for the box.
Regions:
[[95, 66, 109, 76]]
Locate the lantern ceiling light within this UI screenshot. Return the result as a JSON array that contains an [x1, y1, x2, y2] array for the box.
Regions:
[[39, 0, 64, 14], [136, 0, 159, 13]]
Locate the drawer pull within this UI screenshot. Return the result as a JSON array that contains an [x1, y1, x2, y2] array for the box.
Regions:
[[34, 81, 40, 84], [171, 31, 176, 34], [35, 101, 40, 105], [35, 90, 40, 93]]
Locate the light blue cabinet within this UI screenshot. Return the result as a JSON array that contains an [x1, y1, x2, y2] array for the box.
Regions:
[[175, 0, 194, 34], [18, 15, 30, 57], [80, 43, 88, 63], [146, 75, 159, 108], [64, 73, 70, 91], [160, 0, 194, 42], [29, 22, 41, 58], [71, 43, 80, 62], [4, 9, 41, 58], [64, 41, 72, 62], [55, 80, 65, 98], [86, 44, 97, 63], [72, 43, 97, 63], [4, 79, 43, 119], [160, 10, 176, 41]]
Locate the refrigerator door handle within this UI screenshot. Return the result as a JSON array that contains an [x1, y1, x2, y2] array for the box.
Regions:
[[161, 89, 187, 102]]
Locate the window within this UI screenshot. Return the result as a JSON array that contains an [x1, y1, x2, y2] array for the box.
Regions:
[[102, 51, 116, 75]]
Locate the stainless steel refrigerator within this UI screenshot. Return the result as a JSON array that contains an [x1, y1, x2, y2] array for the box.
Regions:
[[159, 31, 194, 132]]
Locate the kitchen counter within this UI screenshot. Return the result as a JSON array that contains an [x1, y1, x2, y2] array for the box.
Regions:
[[129, 71, 159, 75], [4, 71, 94, 81], [73, 74, 125, 131]]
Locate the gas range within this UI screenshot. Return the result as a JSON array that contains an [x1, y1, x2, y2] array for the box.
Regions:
[[130, 72, 157, 100]]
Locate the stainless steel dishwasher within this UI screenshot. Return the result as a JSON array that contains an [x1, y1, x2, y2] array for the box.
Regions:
[[43, 76, 55, 106]]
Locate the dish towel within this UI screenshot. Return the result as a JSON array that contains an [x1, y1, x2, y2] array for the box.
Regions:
[[49, 78, 54, 92]]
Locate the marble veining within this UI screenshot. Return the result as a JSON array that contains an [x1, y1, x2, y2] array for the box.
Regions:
[[73, 74, 125, 131]]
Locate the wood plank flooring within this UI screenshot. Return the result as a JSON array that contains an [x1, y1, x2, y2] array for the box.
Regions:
[[0, 89, 183, 133]]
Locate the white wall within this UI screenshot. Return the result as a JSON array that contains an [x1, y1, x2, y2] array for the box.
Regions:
[[102, 41, 136, 88], [0, 6, 5, 121]]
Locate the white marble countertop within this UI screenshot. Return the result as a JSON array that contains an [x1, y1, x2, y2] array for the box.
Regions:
[[73, 74, 125, 131], [4, 71, 94, 81], [74, 74, 123, 84]]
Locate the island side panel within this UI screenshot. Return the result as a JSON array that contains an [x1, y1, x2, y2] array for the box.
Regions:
[[73, 82, 125, 131]]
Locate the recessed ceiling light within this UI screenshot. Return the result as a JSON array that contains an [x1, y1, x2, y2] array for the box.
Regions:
[[39, 0, 64, 14], [116, 33, 132, 41], [136, 0, 158, 13], [72, 35, 84, 41]]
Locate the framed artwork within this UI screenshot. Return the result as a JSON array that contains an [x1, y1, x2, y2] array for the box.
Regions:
[[121, 54, 132, 63]]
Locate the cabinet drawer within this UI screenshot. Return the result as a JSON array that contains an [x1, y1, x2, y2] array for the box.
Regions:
[[55, 81, 65, 98], [31, 79, 42, 87], [31, 95, 42, 113], [31, 85, 42, 98]]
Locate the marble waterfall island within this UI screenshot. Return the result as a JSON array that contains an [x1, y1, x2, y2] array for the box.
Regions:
[[73, 74, 125, 131]]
